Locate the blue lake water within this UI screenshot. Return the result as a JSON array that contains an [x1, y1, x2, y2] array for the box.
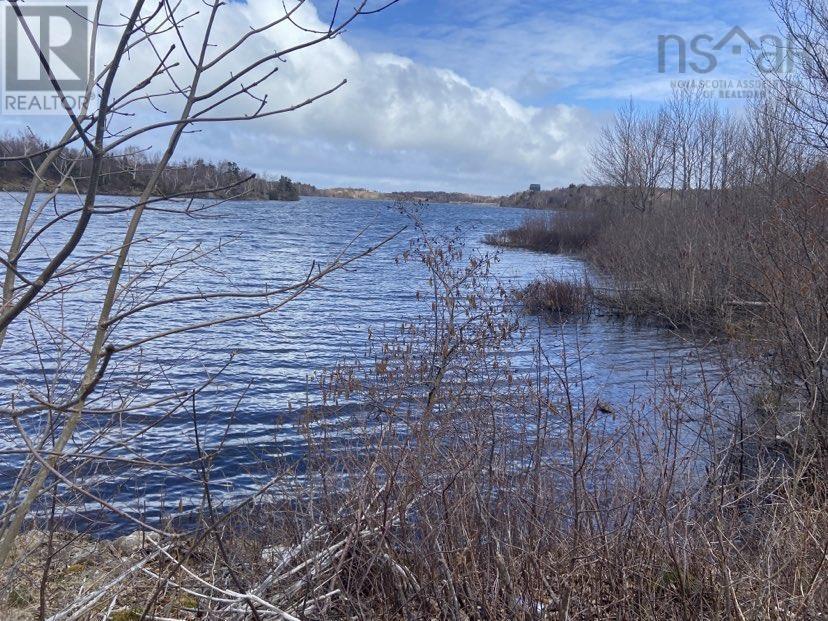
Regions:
[[0, 195, 747, 532]]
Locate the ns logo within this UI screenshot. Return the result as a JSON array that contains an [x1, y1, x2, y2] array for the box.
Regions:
[[658, 26, 795, 75]]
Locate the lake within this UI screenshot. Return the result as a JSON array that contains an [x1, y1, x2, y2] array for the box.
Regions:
[[0, 195, 747, 532]]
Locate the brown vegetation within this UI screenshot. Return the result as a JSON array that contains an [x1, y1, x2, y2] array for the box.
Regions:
[[486, 7, 828, 576], [1, 0, 827, 618], [492, 92, 827, 459], [499, 184, 609, 210], [3, 232, 825, 619], [485, 210, 601, 253], [516, 277, 594, 317]]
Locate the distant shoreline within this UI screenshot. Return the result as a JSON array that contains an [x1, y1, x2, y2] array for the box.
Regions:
[[0, 179, 596, 210], [0, 183, 494, 206]]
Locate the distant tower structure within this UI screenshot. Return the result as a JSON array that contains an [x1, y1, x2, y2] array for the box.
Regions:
[[529, 184, 541, 193]]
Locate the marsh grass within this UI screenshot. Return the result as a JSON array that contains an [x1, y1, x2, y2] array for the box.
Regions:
[[484, 210, 601, 254], [492, 183, 826, 453], [517, 277, 594, 318]]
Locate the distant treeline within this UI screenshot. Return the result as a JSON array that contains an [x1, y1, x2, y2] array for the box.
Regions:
[[499, 184, 612, 210], [1, 131, 594, 207], [0, 132, 301, 201]]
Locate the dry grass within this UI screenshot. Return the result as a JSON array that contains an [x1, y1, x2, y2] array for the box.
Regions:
[[491, 178, 827, 456], [517, 277, 593, 318], [485, 210, 601, 254]]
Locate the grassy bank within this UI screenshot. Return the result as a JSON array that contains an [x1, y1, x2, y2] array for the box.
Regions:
[[483, 80, 828, 621], [488, 97, 828, 488]]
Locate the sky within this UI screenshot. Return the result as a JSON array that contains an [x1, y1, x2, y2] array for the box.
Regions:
[[0, 0, 783, 195]]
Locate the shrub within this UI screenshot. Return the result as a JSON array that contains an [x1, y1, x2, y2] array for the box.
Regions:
[[517, 277, 593, 317], [485, 210, 602, 253]]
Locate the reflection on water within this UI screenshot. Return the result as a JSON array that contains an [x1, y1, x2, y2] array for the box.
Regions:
[[0, 195, 746, 532]]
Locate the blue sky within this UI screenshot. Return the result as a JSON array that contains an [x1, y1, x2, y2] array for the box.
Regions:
[[343, 0, 779, 109], [1, 0, 783, 195]]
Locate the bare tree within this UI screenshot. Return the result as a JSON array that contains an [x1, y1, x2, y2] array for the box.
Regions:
[[590, 100, 670, 212], [0, 0, 399, 568], [769, 0, 828, 153]]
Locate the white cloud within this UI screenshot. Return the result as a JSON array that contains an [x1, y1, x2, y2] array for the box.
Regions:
[[1, 0, 601, 195], [348, 0, 780, 107]]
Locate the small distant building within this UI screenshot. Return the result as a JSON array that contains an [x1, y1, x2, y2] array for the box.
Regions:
[[529, 184, 541, 192]]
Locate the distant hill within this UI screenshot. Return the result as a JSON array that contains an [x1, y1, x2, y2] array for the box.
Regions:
[[298, 185, 612, 209], [1, 132, 606, 208], [385, 190, 499, 204], [499, 184, 610, 209], [295, 185, 383, 200], [296, 184, 498, 204]]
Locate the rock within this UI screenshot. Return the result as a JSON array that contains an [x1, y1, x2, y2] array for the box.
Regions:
[[596, 400, 614, 415], [114, 531, 159, 556]]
